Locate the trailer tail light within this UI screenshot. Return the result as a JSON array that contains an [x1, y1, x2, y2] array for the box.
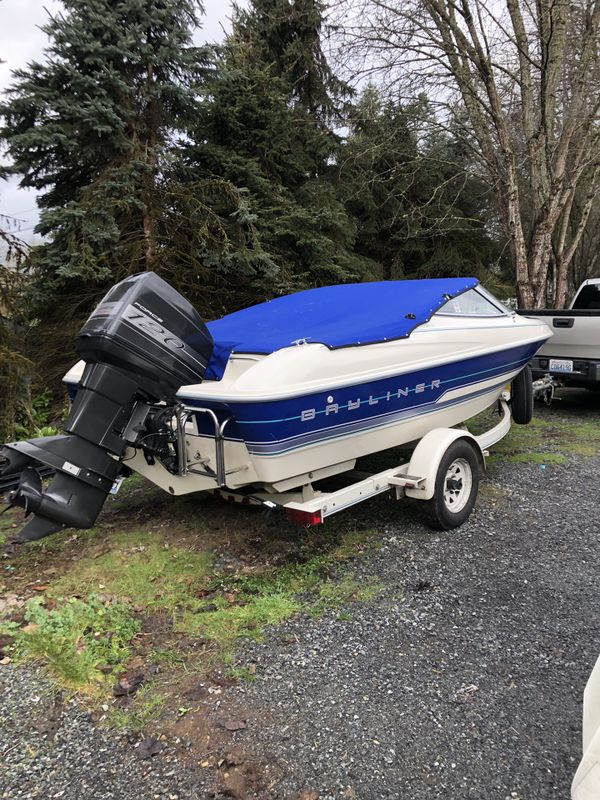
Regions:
[[285, 508, 323, 526]]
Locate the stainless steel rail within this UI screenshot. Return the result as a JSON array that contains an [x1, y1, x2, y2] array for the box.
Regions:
[[175, 405, 232, 487]]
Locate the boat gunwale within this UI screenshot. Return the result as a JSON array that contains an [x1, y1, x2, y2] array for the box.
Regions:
[[172, 327, 552, 404]]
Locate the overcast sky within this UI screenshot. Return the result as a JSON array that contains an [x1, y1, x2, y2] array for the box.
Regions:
[[0, 0, 239, 242]]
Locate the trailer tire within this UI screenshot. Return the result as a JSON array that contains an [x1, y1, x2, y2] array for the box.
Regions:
[[511, 365, 533, 424], [421, 439, 480, 531]]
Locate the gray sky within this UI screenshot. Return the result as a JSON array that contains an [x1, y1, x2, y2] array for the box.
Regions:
[[0, 0, 238, 242]]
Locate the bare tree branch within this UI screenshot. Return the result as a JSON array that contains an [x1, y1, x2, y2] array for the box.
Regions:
[[331, 0, 600, 305]]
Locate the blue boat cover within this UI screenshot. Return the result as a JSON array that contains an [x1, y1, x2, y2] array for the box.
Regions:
[[204, 277, 478, 380]]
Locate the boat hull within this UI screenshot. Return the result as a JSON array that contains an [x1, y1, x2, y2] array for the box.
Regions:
[[63, 305, 551, 495], [176, 340, 539, 489]]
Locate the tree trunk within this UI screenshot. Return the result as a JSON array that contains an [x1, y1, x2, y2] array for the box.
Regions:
[[552, 166, 599, 307], [142, 206, 156, 269], [141, 61, 157, 270], [339, 0, 600, 309]]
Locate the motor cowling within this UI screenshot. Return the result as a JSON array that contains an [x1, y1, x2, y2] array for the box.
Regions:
[[0, 272, 214, 542]]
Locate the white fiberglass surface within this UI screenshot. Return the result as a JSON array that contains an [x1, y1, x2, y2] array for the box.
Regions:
[[179, 313, 549, 402], [62, 313, 550, 403]]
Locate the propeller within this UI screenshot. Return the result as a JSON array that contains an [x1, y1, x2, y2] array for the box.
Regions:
[[1, 467, 46, 547], [4, 467, 64, 542], [8, 466, 44, 516]]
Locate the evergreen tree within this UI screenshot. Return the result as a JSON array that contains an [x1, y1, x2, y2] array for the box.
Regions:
[[0, 0, 270, 318], [233, 0, 349, 121], [0, 229, 31, 441], [341, 86, 504, 282], [408, 129, 505, 281], [0, 0, 276, 383], [185, 0, 375, 294], [341, 87, 420, 278]]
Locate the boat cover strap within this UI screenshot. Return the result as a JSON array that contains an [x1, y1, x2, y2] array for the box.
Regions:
[[205, 277, 478, 381]]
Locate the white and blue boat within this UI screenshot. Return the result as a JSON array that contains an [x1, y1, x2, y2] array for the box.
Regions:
[[2, 273, 551, 540]]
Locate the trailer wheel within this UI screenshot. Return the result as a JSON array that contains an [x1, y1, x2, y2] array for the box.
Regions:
[[511, 365, 533, 424], [421, 439, 480, 531]]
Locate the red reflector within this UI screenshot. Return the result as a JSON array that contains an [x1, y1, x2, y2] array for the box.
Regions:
[[285, 508, 322, 526]]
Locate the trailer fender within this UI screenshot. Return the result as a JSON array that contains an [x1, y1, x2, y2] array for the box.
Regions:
[[404, 428, 484, 501]]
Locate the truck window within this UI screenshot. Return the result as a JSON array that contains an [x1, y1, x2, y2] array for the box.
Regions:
[[572, 284, 600, 309]]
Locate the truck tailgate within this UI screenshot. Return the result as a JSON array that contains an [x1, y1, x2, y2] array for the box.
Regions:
[[517, 310, 600, 360]]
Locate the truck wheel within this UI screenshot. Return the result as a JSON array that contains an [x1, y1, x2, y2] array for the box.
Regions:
[[421, 439, 480, 531], [511, 365, 533, 424]]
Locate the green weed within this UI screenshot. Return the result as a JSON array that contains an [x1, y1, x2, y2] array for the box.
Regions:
[[178, 554, 381, 654], [52, 532, 212, 615], [316, 576, 381, 610], [505, 452, 567, 465], [108, 684, 164, 732], [148, 647, 188, 669], [14, 389, 61, 439], [0, 515, 14, 547], [0, 619, 20, 637], [179, 593, 300, 650], [328, 528, 381, 559], [469, 411, 600, 465], [14, 595, 139, 691], [226, 665, 257, 683], [6, 515, 383, 692]]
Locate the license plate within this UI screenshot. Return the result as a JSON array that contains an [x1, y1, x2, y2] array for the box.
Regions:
[[549, 358, 573, 373]]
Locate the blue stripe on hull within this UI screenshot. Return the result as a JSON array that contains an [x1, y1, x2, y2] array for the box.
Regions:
[[64, 341, 539, 458], [245, 378, 508, 456], [184, 341, 539, 451]]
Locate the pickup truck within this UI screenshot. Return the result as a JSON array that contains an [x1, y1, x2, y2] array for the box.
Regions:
[[518, 278, 600, 388]]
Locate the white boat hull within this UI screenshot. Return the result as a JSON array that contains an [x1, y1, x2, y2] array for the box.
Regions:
[[64, 313, 551, 495]]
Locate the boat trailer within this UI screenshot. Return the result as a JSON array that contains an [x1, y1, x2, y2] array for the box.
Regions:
[[0, 271, 543, 541], [208, 398, 513, 530]]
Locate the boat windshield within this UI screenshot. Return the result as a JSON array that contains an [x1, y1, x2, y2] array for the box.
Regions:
[[436, 287, 509, 317]]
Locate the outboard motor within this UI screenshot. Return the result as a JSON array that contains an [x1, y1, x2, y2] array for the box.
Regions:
[[0, 272, 213, 542]]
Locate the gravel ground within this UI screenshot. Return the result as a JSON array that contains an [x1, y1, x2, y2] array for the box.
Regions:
[[0, 665, 213, 800], [1, 393, 599, 799], [230, 452, 600, 799]]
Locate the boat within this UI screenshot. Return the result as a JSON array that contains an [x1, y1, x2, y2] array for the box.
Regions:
[[0, 272, 552, 541]]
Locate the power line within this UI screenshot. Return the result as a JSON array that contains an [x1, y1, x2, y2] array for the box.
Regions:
[[0, 207, 40, 216]]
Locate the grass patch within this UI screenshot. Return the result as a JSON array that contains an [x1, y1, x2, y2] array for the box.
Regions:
[[313, 576, 381, 613], [0, 517, 12, 547], [178, 553, 382, 655], [12, 596, 139, 692], [468, 411, 600, 465], [109, 684, 164, 732], [561, 420, 600, 457], [51, 531, 212, 615], [227, 665, 258, 683], [178, 592, 300, 650], [148, 647, 188, 669], [106, 472, 147, 506], [502, 452, 567, 465], [328, 528, 382, 559], [3, 516, 383, 696]]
